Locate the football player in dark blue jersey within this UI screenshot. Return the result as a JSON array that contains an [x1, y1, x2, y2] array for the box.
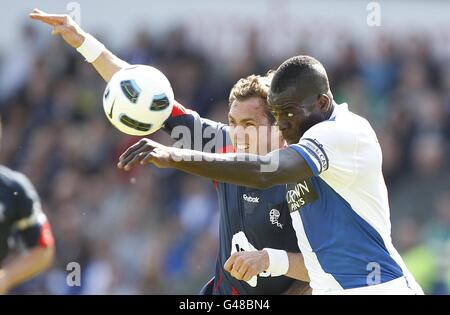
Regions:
[[0, 119, 55, 294], [30, 9, 310, 294], [162, 76, 310, 294]]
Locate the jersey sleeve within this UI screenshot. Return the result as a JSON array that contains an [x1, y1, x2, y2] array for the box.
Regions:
[[288, 121, 358, 186], [162, 101, 231, 153], [12, 174, 54, 249]]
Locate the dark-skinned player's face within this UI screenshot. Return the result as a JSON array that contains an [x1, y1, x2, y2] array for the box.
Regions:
[[268, 87, 331, 144]]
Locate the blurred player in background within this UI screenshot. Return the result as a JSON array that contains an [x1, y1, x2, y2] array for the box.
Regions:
[[0, 118, 55, 294], [118, 56, 426, 295], [30, 9, 311, 294]]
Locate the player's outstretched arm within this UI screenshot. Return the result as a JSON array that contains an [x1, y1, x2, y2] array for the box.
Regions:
[[30, 9, 228, 152], [29, 8, 129, 81], [118, 138, 312, 189]]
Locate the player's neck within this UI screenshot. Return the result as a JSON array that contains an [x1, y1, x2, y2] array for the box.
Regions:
[[325, 102, 335, 120]]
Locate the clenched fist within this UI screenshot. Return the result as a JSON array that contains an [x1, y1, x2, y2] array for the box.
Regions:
[[224, 250, 270, 282]]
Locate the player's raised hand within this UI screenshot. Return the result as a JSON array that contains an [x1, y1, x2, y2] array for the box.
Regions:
[[29, 8, 86, 48]]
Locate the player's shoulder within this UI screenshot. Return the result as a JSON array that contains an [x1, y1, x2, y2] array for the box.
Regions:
[[0, 165, 21, 188], [303, 103, 372, 141], [334, 103, 375, 136], [0, 165, 39, 200]]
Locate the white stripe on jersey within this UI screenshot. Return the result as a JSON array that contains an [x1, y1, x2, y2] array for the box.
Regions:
[[287, 103, 423, 294], [290, 211, 342, 294]]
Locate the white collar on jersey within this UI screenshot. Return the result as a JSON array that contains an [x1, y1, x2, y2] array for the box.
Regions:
[[328, 102, 348, 121]]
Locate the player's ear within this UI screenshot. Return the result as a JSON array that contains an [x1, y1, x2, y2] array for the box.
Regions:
[[273, 125, 285, 148], [317, 94, 330, 112]]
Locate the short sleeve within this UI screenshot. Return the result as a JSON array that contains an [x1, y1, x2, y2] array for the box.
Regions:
[[12, 174, 53, 248], [163, 101, 230, 153], [289, 121, 358, 186]]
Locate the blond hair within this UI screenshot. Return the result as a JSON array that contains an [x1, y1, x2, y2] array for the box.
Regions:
[[228, 72, 275, 124]]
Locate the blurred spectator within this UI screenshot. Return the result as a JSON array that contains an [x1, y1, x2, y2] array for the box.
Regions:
[[390, 133, 450, 223]]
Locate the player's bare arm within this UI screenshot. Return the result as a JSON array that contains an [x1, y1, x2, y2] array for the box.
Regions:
[[0, 246, 54, 294], [224, 250, 310, 283], [282, 280, 312, 295], [29, 8, 129, 81], [118, 138, 312, 189], [30, 9, 205, 133]]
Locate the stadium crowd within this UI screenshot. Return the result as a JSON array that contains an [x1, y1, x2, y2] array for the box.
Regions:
[[0, 23, 449, 294]]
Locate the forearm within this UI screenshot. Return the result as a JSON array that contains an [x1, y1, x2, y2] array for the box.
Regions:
[[1, 246, 54, 290], [120, 140, 310, 184], [285, 252, 310, 282], [171, 149, 273, 189], [163, 146, 310, 188], [224, 248, 310, 291], [262, 248, 309, 282], [91, 48, 130, 82], [283, 280, 312, 295], [75, 32, 129, 82]]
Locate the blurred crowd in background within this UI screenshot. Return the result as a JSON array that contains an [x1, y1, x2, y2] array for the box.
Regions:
[[0, 21, 449, 294]]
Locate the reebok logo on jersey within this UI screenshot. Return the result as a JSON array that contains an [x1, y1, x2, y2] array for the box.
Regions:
[[243, 194, 259, 203]]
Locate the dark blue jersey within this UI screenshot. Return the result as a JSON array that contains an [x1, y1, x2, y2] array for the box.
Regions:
[[163, 102, 301, 295], [0, 166, 53, 265]]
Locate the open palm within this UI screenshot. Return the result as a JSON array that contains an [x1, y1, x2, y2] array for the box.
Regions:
[[29, 8, 86, 48]]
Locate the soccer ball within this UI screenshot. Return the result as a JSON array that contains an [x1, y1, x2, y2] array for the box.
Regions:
[[102, 65, 174, 136]]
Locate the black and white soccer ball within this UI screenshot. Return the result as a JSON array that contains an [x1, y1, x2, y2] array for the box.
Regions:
[[103, 65, 174, 136]]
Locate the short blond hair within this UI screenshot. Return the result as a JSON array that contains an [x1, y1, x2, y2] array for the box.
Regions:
[[228, 72, 275, 124]]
